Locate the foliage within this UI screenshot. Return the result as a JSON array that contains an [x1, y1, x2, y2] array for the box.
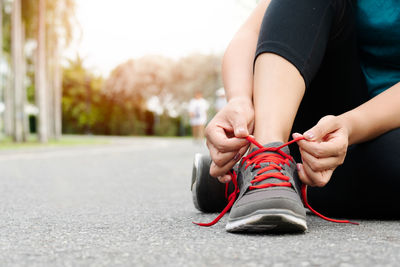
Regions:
[[21, 0, 75, 44], [1, 0, 76, 107], [1, 3, 11, 54], [62, 56, 105, 134], [104, 53, 222, 117], [3, 0, 222, 137], [2, 0, 75, 62], [62, 53, 222, 137], [154, 113, 181, 136], [62, 57, 152, 136], [172, 53, 222, 101]]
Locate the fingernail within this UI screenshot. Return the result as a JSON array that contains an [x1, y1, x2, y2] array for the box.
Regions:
[[219, 175, 231, 183], [296, 163, 302, 172], [233, 153, 240, 161], [304, 131, 314, 140], [292, 133, 300, 138], [235, 127, 246, 136]]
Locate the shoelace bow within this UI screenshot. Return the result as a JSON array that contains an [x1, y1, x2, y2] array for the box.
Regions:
[[194, 135, 358, 226]]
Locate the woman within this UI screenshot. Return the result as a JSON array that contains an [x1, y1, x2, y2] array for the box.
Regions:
[[202, 0, 400, 232]]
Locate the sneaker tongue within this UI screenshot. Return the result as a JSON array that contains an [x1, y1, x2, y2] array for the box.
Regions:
[[249, 141, 290, 155], [249, 141, 291, 186]]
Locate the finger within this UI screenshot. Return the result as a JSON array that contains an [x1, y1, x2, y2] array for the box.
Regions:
[[296, 163, 315, 186], [303, 115, 339, 141], [210, 160, 237, 178], [237, 144, 250, 160], [298, 140, 337, 158], [206, 135, 249, 166], [301, 161, 333, 187], [229, 116, 249, 138], [206, 125, 248, 152], [208, 144, 237, 167], [209, 144, 249, 177], [295, 133, 345, 158], [217, 174, 232, 183], [300, 149, 343, 172]]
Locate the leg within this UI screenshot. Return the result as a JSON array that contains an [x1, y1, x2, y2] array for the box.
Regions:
[[253, 0, 360, 145], [253, 53, 305, 144], [198, 124, 205, 140], [290, 0, 369, 141], [278, 0, 399, 219], [192, 125, 199, 140], [226, 0, 368, 232], [194, 0, 368, 230]]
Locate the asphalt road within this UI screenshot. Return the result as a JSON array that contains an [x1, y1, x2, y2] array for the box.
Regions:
[[0, 136, 399, 266]]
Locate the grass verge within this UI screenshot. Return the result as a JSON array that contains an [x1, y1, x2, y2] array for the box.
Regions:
[[0, 135, 110, 150]]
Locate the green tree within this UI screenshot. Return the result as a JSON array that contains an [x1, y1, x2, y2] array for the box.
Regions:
[[1, 0, 76, 142], [62, 57, 104, 134], [62, 56, 149, 136]]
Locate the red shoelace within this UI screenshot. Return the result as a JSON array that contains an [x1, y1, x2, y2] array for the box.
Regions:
[[194, 135, 358, 226]]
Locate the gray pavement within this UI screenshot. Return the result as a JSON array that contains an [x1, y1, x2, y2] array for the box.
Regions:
[[0, 136, 399, 266]]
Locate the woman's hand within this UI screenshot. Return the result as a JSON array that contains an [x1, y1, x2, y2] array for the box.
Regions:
[[205, 98, 254, 183], [293, 115, 350, 187]]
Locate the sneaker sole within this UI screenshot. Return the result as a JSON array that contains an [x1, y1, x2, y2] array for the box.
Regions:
[[226, 209, 307, 233], [192, 153, 237, 213], [191, 153, 203, 212]]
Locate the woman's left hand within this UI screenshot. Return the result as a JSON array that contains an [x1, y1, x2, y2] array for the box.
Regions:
[[293, 115, 350, 187]]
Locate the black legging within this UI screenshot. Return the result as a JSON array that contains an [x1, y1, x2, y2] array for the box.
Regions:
[[255, 0, 400, 218]]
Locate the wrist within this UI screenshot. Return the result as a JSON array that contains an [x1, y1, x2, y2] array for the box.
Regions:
[[225, 85, 252, 104], [228, 97, 253, 106], [338, 111, 358, 145]]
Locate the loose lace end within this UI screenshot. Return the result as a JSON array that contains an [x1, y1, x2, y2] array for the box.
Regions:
[[301, 185, 359, 225], [193, 171, 238, 227]]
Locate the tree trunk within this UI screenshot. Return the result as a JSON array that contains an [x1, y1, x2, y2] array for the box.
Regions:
[[36, 0, 48, 143], [46, 2, 62, 140], [21, 23, 29, 141], [46, 52, 54, 139], [3, 72, 13, 137], [11, 0, 24, 142], [53, 40, 62, 140], [0, 0, 5, 138], [2, 0, 12, 137], [0, 0, 3, 136]]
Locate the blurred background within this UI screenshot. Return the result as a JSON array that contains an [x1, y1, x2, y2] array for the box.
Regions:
[[0, 0, 257, 144]]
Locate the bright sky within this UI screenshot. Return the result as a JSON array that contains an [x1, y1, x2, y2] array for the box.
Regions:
[[65, 0, 256, 76]]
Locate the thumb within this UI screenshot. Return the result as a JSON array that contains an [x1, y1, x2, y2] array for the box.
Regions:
[[303, 115, 338, 141], [232, 117, 249, 138]]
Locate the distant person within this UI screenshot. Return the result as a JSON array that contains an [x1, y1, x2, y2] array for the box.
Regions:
[[215, 88, 227, 113], [188, 91, 209, 142]]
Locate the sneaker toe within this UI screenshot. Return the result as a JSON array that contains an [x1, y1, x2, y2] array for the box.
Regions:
[[228, 187, 306, 220]]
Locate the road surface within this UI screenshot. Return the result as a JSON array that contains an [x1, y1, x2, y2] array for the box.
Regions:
[[0, 136, 399, 266]]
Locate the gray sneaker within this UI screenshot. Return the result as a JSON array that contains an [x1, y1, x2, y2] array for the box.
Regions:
[[191, 153, 235, 213], [225, 142, 307, 233]]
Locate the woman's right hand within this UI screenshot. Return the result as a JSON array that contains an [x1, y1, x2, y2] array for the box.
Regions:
[[205, 98, 254, 183]]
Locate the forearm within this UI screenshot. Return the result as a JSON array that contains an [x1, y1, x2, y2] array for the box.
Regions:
[[222, 0, 270, 103], [222, 33, 257, 102], [340, 82, 400, 145]]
